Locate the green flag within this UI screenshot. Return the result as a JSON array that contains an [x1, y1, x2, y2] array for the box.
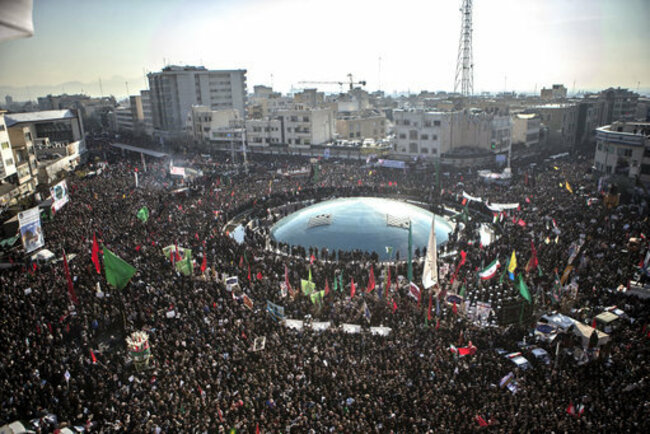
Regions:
[[459, 284, 467, 297], [103, 247, 136, 290], [333, 274, 338, 292], [407, 222, 413, 282], [308, 266, 312, 282], [537, 265, 544, 277], [338, 271, 343, 292], [301, 279, 315, 295], [136, 206, 149, 223], [518, 274, 532, 303], [310, 289, 325, 305], [176, 249, 193, 276]]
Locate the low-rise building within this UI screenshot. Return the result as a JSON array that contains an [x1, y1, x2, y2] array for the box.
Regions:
[[187, 106, 241, 145], [512, 113, 541, 148], [336, 112, 386, 141], [541, 84, 567, 100], [532, 103, 578, 149], [594, 121, 650, 184], [393, 109, 493, 159]]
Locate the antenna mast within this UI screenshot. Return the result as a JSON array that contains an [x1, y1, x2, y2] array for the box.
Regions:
[[454, 0, 474, 97]]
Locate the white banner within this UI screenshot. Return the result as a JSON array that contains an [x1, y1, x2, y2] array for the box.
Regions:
[[18, 207, 45, 253], [486, 202, 519, 212], [50, 180, 69, 212], [462, 191, 482, 203]]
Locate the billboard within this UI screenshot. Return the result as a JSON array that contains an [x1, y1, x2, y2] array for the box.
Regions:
[[50, 180, 69, 212], [18, 206, 45, 253]]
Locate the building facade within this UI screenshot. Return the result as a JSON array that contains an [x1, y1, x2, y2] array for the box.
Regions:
[[336, 112, 387, 141], [512, 113, 541, 148], [594, 122, 650, 184], [599, 88, 639, 124], [533, 103, 578, 149], [147, 65, 247, 134], [541, 84, 567, 100]]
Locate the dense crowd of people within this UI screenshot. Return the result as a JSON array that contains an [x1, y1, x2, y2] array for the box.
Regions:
[[0, 143, 648, 433]]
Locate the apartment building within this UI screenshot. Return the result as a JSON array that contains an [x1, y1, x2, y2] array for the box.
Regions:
[[594, 122, 650, 184], [532, 103, 578, 149], [336, 112, 387, 141], [512, 113, 541, 148], [148, 65, 247, 135]]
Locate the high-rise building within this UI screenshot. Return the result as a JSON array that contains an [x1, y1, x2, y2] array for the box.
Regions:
[[147, 65, 247, 135]]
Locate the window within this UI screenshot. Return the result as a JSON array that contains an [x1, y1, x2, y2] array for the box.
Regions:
[[421, 148, 429, 154], [24, 132, 32, 141], [421, 134, 428, 140], [431, 148, 437, 154], [624, 149, 632, 157], [409, 143, 418, 153], [434, 120, 441, 126], [644, 148, 650, 158], [433, 135, 438, 140], [0, 125, 5, 131], [5, 158, 13, 167], [302, 116, 309, 122], [409, 130, 418, 140], [399, 133, 406, 139], [1, 141, 9, 150], [403, 120, 410, 126], [641, 164, 650, 175], [424, 121, 432, 127]]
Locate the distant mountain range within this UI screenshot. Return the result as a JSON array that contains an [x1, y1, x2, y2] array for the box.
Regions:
[[0, 75, 148, 102]]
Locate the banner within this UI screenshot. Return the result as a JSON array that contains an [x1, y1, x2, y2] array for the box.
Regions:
[[485, 202, 519, 212], [462, 191, 482, 203], [50, 180, 69, 212], [18, 207, 45, 253], [266, 301, 285, 320]]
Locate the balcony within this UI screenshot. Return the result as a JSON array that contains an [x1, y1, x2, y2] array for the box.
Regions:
[[16, 162, 31, 184]]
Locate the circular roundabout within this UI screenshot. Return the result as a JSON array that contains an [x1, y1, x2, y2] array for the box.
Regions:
[[269, 197, 454, 260]]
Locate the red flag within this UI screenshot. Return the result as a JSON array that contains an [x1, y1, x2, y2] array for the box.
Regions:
[[452, 301, 458, 315], [310, 254, 315, 265], [324, 278, 330, 296], [90, 349, 97, 364], [217, 407, 224, 423], [256, 271, 263, 280], [256, 423, 260, 434], [450, 251, 467, 284], [62, 249, 78, 304], [91, 232, 101, 274], [135, 244, 141, 252], [366, 266, 375, 293], [248, 263, 252, 282], [350, 278, 356, 299], [428, 293, 433, 321], [435, 318, 440, 330], [391, 299, 397, 313], [566, 402, 575, 416], [239, 255, 244, 268], [461, 198, 468, 206], [527, 240, 539, 272], [592, 318, 597, 329], [200, 252, 207, 273], [476, 415, 488, 427], [174, 242, 181, 262]]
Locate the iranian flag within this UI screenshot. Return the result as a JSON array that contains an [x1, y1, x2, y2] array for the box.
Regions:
[[478, 259, 500, 280]]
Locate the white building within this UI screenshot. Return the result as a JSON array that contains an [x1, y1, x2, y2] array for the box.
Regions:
[[512, 113, 541, 148], [246, 118, 282, 148], [0, 111, 17, 181], [187, 106, 241, 145], [148, 65, 247, 134], [393, 109, 493, 158], [594, 121, 650, 183], [140, 90, 154, 135], [532, 103, 579, 149], [275, 107, 335, 147]]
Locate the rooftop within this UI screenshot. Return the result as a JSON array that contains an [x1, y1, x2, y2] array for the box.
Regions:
[[3, 109, 76, 127]]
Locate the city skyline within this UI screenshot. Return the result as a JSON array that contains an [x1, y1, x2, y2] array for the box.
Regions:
[[0, 0, 649, 100]]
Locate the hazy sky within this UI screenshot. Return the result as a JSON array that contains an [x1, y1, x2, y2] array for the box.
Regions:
[[0, 0, 648, 98]]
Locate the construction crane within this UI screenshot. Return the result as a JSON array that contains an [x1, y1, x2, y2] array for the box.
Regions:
[[298, 73, 366, 92]]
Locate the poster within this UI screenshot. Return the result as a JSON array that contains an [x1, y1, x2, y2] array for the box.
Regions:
[[50, 180, 69, 212], [18, 206, 45, 253]]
